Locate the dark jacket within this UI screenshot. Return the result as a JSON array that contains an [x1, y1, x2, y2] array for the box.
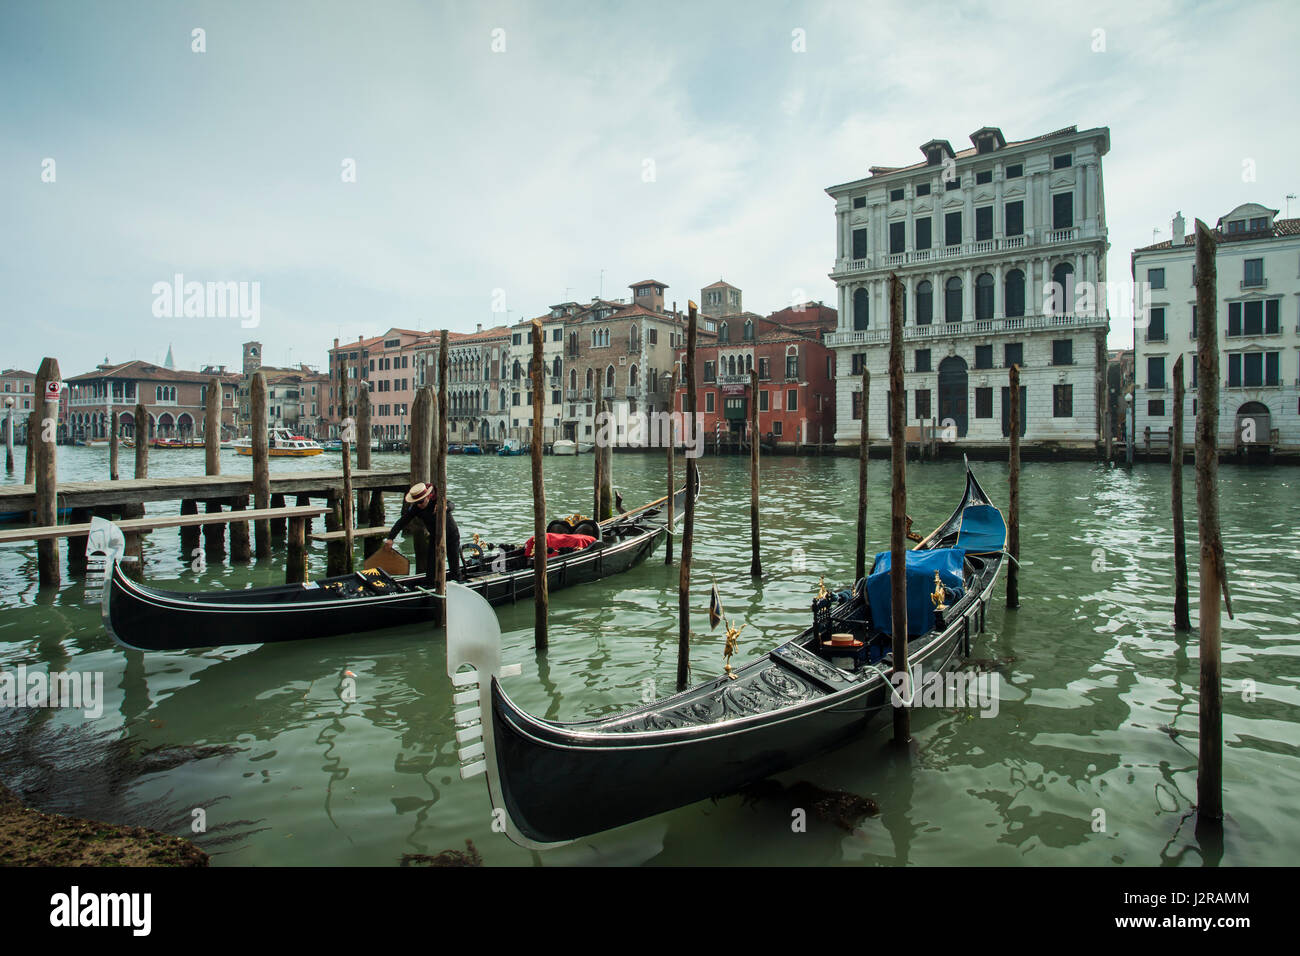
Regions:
[[388, 493, 453, 541]]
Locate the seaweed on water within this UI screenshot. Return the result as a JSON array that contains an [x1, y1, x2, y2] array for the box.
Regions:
[[400, 840, 483, 867]]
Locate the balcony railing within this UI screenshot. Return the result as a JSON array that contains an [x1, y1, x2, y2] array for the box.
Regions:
[[836, 227, 1084, 275], [824, 311, 1108, 347], [717, 373, 750, 385], [565, 388, 579, 400], [601, 386, 615, 399]]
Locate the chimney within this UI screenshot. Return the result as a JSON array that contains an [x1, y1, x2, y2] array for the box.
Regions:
[[1172, 211, 1185, 245], [477, 323, 483, 333]]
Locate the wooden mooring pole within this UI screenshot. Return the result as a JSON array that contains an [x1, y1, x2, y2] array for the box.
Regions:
[[1194, 218, 1232, 829], [34, 358, 60, 587], [202, 377, 225, 561], [435, 330, 449, 601], [531, 319, 549, 650], [250, 372, 271, 558], [1172, 355, 1191, 631], [408, 386, 432, 575], [594, 397, 604, 519], [665, 369, 676, 566], [678, 302, 699, 691], [1007, 364, 1021, 610], [109, 411, 119, 480], [3, 397, 13, 475], [357, 385, 376, 557], [749, 368, 761, 577], [341, 422, 355, 574], [887, 275, 909, 746], [856, 367, 870, 582], [121, 401, 148, 579]]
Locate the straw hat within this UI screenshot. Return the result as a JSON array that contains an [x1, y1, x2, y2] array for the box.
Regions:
[[404, 482, 435, 504]]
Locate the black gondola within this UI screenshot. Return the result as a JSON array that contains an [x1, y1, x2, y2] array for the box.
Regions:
[[101, 474, 698, 652], [444, 465, 1006, 847]]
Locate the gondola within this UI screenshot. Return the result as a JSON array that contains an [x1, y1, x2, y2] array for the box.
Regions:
[[101, 473, 698, 652], [444, 464, 1006, 847]]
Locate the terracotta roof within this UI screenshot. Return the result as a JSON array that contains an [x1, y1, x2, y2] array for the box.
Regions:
[[450, 325, 510, 343], [1132, 217, 1300, 253], [628, 279, 668, 288], [701, 280, 736, 290], [1, 369, 36, 378], [68, 360, 240, 384]]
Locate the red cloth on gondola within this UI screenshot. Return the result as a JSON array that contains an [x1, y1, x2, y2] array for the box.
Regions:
[[523, 532, 597, 558]]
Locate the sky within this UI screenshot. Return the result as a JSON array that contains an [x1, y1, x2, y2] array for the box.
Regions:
[[2, 0, 1297, 378]]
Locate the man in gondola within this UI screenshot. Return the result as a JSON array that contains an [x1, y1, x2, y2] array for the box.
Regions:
[[382, 481, 463, 585]]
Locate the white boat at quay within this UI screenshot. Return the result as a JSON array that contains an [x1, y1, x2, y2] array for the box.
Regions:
[[552, 439, 594, 455]]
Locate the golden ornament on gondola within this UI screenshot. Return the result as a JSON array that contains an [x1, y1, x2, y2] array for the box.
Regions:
[[816, 576, 829, 601], [931, 570, 948, 612], [722, 620, 745, 680]]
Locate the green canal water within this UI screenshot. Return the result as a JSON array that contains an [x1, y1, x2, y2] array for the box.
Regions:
[[1, 447, 1297, 866]]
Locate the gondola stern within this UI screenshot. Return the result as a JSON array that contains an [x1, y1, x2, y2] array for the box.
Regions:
[[444, 581, 571, 850]]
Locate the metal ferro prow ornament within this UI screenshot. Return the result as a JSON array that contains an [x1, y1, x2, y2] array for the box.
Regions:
[[722, 618, 744, 680], [931, 570, 948, 612]]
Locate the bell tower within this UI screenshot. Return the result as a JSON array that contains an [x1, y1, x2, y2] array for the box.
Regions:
[[242, 341, 262, 375]]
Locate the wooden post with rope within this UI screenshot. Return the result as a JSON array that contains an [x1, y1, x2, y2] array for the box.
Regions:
[[887, 275, 909, 746], [1172, 355, 1190, 631], [749, 368, 761, 577]]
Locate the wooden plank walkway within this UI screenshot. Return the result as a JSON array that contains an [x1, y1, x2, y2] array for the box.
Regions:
[[0, 469, 410, 514], [0, 506, 328, 544]]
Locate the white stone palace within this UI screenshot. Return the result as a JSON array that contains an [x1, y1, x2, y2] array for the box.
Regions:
[[825, 124, 1111, 450], [1132, 204, 1300, 454]]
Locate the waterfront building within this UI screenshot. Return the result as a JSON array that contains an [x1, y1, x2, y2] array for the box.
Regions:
[[66, 358, 239, 440], [825, 124, 1111, 451], [420, 324, 511, 446], [1131, 204, 1300, 454], [236, 342, 328, 437], [1106, 348, 1134, 444], [675, 296, 838, 450], [504, 312, 566, 445]]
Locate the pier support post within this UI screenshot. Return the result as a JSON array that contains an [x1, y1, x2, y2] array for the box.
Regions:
[[357, 385, 373, 550], [1007, 364, 1021, 610], [677, 303, 699, 692], [286, 516, 307, 584], [204, 376, 221, 477], [250, 372, 271, 558], [531, 319, 549, 649], [856, 367, 870, 582], [325, 489, 346, 576], [34, 357, 60, 587], [203, 500, 226, 560], [122, 532, 145, 582], [180, 499, 200, 556], [1172, 355, 1190, 631], [1194, 218, 1231, 831], [67, 507, 91, 576], [269, 493, 287, 542], [229, 497, 251, 562], [295, 494, 313, 538], [3, 397, 12, 475], [887, 275, 910, 747]]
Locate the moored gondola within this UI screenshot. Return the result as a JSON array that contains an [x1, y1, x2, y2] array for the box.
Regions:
[[444, 465, 1006, 848], [101, 473, 698, 652]]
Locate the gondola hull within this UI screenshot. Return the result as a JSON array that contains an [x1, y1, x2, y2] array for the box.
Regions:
[[103, 479, 696, 652], [447, 466, 1004, 847]]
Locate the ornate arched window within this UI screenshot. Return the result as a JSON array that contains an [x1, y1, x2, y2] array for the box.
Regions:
[[1004, 269, 1025, 318], [945, 277, 963, 323], [719, 322, 730, 344], [916, 280, 933, 326], [975, 273, 995, 321], [1051, 262, 1075, 314], [853, 288, 869, 331]]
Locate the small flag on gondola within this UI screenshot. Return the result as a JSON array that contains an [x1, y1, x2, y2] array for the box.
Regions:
[[708, 583, 723, 630]]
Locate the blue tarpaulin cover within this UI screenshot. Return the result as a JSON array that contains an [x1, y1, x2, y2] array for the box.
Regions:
[[956, 504, 1006, 553], [867, 547, 966, 636]]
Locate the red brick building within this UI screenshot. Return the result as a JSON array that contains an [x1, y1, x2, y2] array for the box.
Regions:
[[675, 302, 837, 450]]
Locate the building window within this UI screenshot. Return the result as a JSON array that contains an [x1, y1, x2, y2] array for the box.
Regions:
[[703, 361, 716, 383], [945, 277, 963, 323], [1004, 269, 1025, 317], [1004, 342, 1023, 368], [975, 273, 994, 320], [1004, 200, 1023, 237], [915, 348, 931, 373], [1148, 356, 1165, 389], [786, 389, 798, 411], [889, 221, 905, 255], [1052, 339, 1073, 366], [851, 390, 862, 420], [1148, 308, 1166, 342], [719, 322, 730, 344], [773, 420, 782, 437], [785, 349, 799, 380], [975, 170, 992, 185], [743, 320, 753, 342], [1050, 262, 1075, 314], [916, 389, 931, 420], [975, 387, 993, 418], [1053, 154, 1073, 169], [1148, 399, 1165, 417], [760, 390, 769, 412], [945, 177, 961, 191], [975, 345, 993, 370], [853, 196, 866, 208], [853, 288, 869, 331], [945, 211, 962, 246], [916, 183, 931, 196], [889, 188, 904, 202], [758, 357, 770, 380], [1052, 192, 1074, 230], [1243, 258, 1264, 287], [852, 228, 867, 260], [1053, 384, 1073, 417], [916, 281, 933, 325], [915, 217, 931, 251], [975, 206, 993, 241], [705, 392, 715, 413], [1148, 268, 1165, 290], [1006, 164, 1023, 178], [850, 353, 865, 374]]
